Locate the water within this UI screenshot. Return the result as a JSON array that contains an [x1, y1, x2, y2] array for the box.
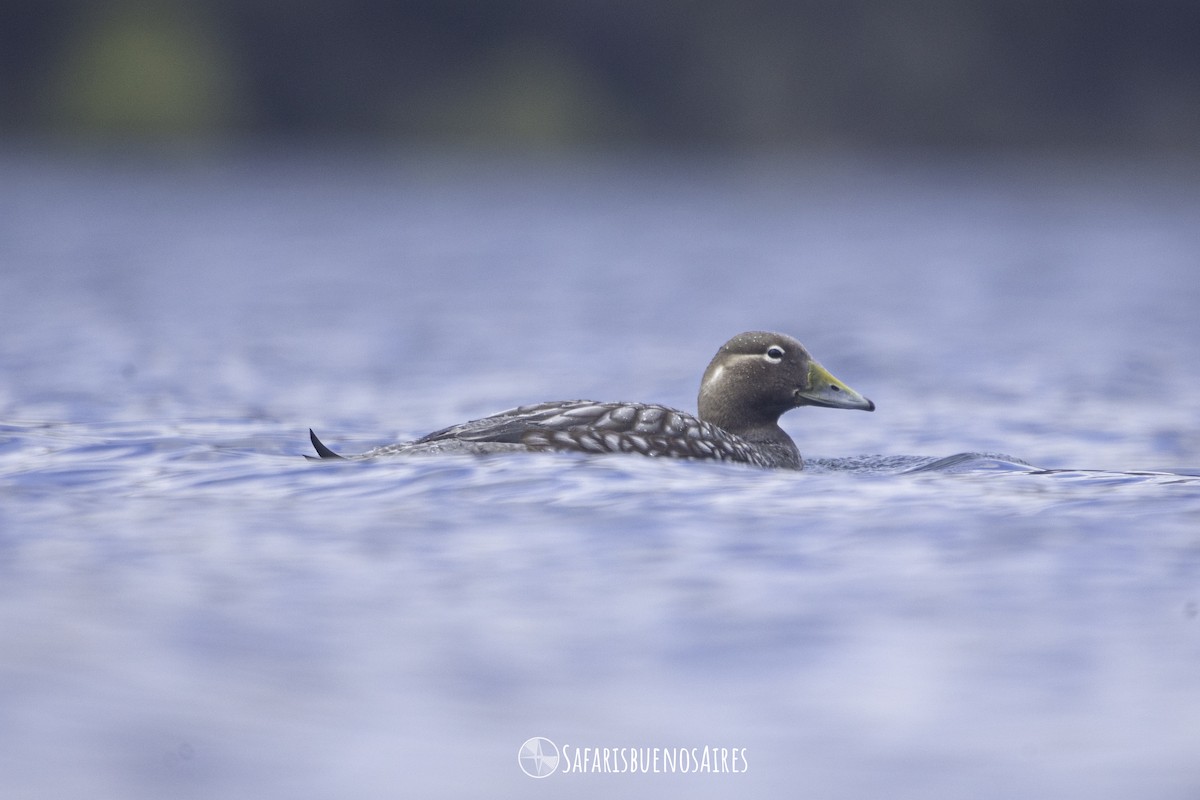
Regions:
[[2, 150, 1199, 799]]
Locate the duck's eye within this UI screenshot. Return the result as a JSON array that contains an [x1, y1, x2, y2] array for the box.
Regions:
[[765, 346, 785, 362]]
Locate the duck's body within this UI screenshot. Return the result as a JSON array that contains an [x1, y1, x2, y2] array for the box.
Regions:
[[309, 331, 874, 470], [335, 399, 797, 467]]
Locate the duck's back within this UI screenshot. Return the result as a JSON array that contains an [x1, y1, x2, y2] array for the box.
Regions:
[[364, 400, 788, 467]]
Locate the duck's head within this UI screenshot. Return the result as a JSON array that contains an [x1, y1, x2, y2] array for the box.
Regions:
[[698, 331, 874, 437]]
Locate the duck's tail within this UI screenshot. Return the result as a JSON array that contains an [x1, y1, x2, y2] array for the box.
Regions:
[[307, 429, 345, 460]]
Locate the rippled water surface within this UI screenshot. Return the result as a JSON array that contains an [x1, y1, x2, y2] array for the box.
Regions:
[[2, 151, 1199, 799]]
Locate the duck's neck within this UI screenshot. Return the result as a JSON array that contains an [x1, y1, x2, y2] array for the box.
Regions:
[[748, 433, 803, 469], [737, 423, 801, 468], [699, 393, 801, 467]]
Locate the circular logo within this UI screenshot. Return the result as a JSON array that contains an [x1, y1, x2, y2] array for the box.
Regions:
[[517, 737, 560, 778]]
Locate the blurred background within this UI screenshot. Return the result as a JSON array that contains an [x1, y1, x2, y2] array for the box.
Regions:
[[3, 0, 1199, 153]]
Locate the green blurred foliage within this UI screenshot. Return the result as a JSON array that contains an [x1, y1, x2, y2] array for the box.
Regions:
[[47, 2, 244, 139], [2, 0, 1197, 150], [394, 38, 640, 147]]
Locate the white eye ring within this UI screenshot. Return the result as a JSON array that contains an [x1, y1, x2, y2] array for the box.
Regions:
[[764, 346, 785, 363]]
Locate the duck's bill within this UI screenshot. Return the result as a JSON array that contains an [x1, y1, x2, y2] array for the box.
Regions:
[[796, 361, 875, 411]]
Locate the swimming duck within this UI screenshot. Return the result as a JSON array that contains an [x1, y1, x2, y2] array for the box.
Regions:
[[309, 331, 874, 469]]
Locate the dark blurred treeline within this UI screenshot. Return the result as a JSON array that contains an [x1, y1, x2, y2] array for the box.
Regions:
[[3, 0, 1198, 150]]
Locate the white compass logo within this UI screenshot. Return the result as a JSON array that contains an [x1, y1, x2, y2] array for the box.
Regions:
[[517, 737, 560, 778]]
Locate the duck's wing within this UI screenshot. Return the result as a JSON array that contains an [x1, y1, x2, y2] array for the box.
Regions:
[[305, 402, 597, 460], [410, 400, 601, 444]]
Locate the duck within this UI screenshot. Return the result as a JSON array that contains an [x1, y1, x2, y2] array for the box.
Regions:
[[308, 331, 874, 469]]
